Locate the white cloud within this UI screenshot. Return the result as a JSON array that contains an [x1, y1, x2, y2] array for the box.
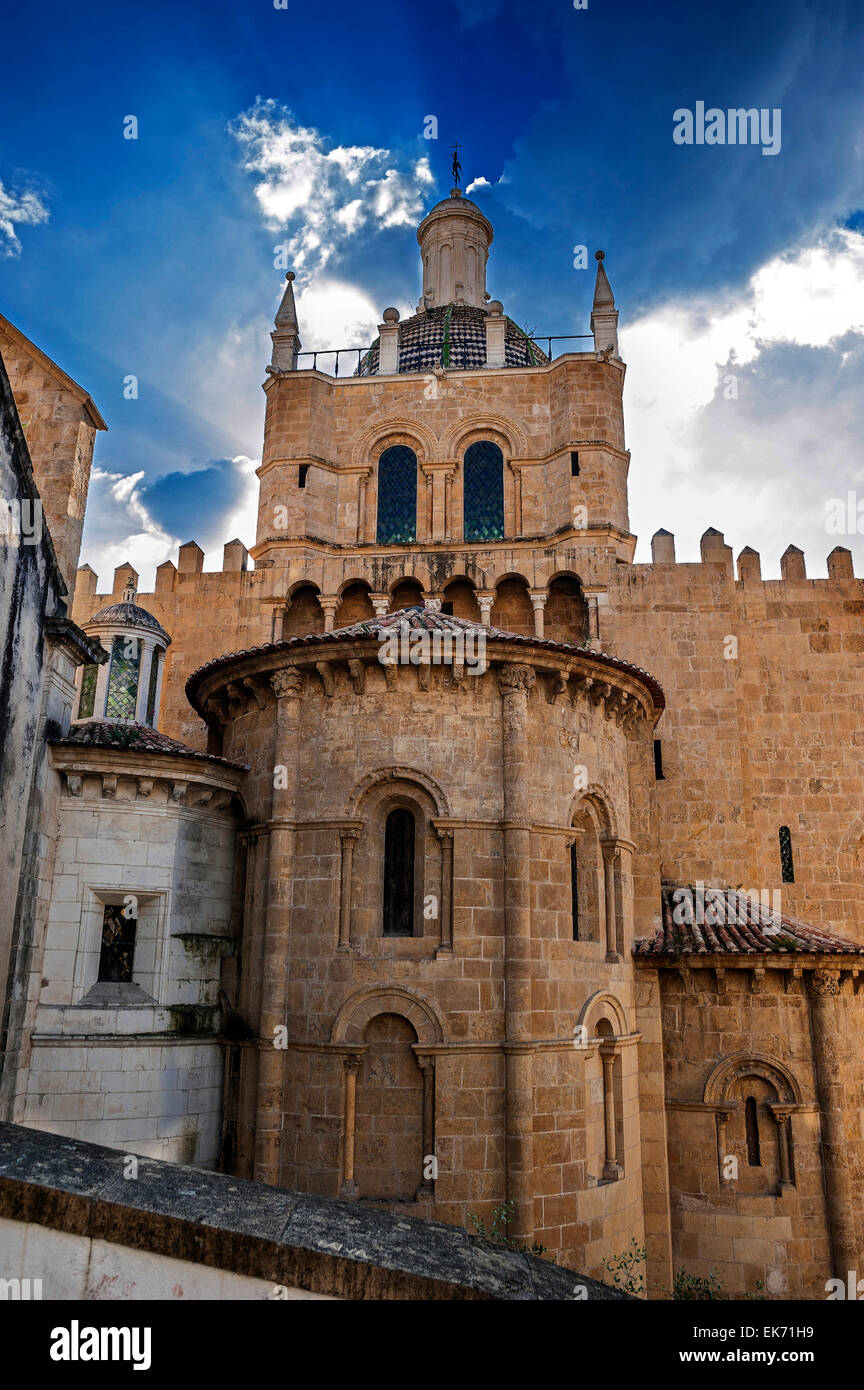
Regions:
[[81, 467, 180, 592], [465, 176, 494, 196], [623, 228, 864, 575], [0, 181, 49, 257], [231, 100, 433, 274]]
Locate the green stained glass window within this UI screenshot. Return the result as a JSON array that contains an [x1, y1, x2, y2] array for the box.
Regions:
[[376, 446, 417, 544], [105, 635, 140, 720], [145, 648, 162, 727], [77, 663, 98, 719], [463, 440, 504, 541]]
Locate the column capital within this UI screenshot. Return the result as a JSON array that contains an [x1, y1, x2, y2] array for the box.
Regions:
[[497, 663, 536, 697], [528, 589, 548, 608], [270, 668, 306, 701], [807, 969, 843, 998]]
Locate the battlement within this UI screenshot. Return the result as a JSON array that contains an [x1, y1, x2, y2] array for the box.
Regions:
[[647, 527, 857, 586]]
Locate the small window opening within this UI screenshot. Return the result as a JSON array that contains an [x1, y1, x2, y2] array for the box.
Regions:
[[745, 1096, 762, 1166], [570, 451, 580, 477], [653, 739, 665, 780], [298, 464, 309, 488], [98, 902, 137, 983], [570, 843, 579, 940], [779, 825, 794, 883]]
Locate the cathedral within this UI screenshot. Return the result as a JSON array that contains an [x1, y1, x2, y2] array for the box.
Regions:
[[2, 179, 864, 1301]]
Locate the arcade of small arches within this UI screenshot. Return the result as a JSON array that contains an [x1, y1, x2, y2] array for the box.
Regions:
[[276, 571, 593, 646]]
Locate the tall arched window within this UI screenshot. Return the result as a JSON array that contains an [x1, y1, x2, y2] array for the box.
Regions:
[[745, 1096, 762, 1166], [570, 842, 580, 941], [383, 808, 415, 936], [376, 446, 417, 544], [463, 441, 504, 541], [779, 825, 794, 883]]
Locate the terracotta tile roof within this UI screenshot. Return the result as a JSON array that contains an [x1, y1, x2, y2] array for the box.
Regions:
[[50, 721, 247, 770], [185, 606, 665, 710], [634, 886, 864, 958]]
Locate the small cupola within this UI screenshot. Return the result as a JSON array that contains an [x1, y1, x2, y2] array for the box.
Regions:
[[74, 581, 172, 727]]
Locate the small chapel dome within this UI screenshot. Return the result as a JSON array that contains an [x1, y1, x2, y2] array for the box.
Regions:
[[75, 583, 171, 727]]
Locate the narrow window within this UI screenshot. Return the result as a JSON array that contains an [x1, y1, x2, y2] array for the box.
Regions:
[[653, 739, 664, 780], [145, 649, 162, 727], [298, 464, 309, 489], [463, 441, 504, 542], [105, 636, 141, 720], [376, 446, 418, 544], [98, 902, 137, 983], [570, 451, 580, 477], [745, 1096, 761, 1166], [779, 825, 794, 883], [570, 843, 579, 940], [77, 663, 98, 719], [383, 808, 415, 936]]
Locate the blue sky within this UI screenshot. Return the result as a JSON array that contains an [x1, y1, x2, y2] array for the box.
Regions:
[[1, 0, 863, 584]]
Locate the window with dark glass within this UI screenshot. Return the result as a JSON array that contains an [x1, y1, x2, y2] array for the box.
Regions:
[[376, 446, 417, 544], [98, 902, 137, 982], [383, 808, 415, 936], [654, 739, 665, 780], [570, 843, 579, 940], [105, 635, 140, 720], [145, 649, 161, 727], [298, 464, 309, 488], [77, 663, 98, 719], [570, 451, 580, 476], [463, 441, 504, 541], [779, 825, 794, 883], [745, 1096, 761, 1166]]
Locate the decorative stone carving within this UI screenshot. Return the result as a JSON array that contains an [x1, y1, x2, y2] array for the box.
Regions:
[[270, 668, 306, 701], [348, 659, 366, 695]]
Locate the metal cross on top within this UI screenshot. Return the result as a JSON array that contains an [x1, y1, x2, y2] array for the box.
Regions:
[[451, 142, 462, 188]]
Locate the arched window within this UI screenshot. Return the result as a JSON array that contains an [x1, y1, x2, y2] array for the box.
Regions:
[[376, 446, 417, 544], [383, 808, 415, 936], [570, 842, 580, 940], [463, 441, 504, 541], [745, 1096, 762, 1167], [779, 825, 794, 883]]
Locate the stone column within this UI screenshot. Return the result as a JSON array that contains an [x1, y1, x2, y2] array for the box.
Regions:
[[585, 592, 601, 650], [416, 1054, 436, 1198], [338, 829, 359, 951], [444, 469, 454, 541], [318, 595, 341, 632], [371, 594, 389, 620], [771, 1107, 795, 1191], [806, 969, 860, 1275], [529, 591, 547, 639], [357, 473, 368, 543], [435, 827, 454, 956], [509, 463, 522, 536], [601, 842, 620, 961], [715, 1108, 732, 1185], [254, 667, 305, 1186], [135, 637, 156, 724], [340, 1052, 364, 1199], [600, 1042, 622, 1181], [498, 662, 536, 1241], [476, 592, 494, 626]]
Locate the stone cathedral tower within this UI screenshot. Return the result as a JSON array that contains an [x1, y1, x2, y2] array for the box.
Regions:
[[10, 177, 864, 1299]]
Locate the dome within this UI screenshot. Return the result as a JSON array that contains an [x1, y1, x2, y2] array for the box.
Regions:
[[84, 601, 171, 644], [355, 305, 549, 377]]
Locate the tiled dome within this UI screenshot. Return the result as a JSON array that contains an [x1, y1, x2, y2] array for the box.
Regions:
[[84, 601, 171, 643], [355, 305, 549, 377]]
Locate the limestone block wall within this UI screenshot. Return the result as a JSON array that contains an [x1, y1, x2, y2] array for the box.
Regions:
[[0, 317, 104, 598], [606, 543, 864, 936], [12, 752, 242, 1166], [654, 966, 863, 1299]]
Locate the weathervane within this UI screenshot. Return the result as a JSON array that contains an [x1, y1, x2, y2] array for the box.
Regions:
[[451, 142, 462, 189]]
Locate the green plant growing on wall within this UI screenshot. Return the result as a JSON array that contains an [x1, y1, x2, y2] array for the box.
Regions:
[[467, 1200, 547, 1258], [603, 1238, 647, 1296]]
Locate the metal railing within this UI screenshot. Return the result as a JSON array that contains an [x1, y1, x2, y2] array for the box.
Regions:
[[294, 334, 595, 377]]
